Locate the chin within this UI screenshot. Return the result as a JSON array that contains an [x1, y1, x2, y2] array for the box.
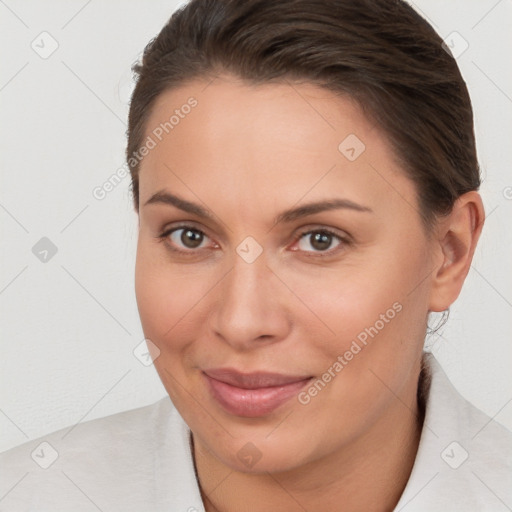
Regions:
[[224, 449, 305, 475], [203, 428, 317, 475]]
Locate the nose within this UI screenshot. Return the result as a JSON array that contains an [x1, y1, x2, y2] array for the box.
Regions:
[[208, 255, 292, 351]]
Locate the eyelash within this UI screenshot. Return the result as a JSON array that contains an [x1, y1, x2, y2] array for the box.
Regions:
[[156, 224, 351, 257], [293, 227, 351, 256], [156, 223, 213, 255]]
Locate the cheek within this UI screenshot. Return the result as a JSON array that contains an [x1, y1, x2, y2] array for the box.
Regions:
[[134, 241, 212, 407], [135, 241, 208, 356], [277, 266, 407, 352], [279, 237, 431, 369], [134, 238, 212, 343], [284, 268, 428, 453]]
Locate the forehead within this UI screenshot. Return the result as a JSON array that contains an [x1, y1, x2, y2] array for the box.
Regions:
[[138, 75, 417, 219], [144, 74, 374, 154]]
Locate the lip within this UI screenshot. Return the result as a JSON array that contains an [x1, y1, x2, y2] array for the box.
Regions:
[[203, 368, 313, 417]]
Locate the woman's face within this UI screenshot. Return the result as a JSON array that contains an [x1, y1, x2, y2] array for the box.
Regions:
[[135, 74, 437, 473]]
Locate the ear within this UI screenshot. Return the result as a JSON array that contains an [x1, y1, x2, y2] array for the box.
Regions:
[[429, 191, 485, 312]]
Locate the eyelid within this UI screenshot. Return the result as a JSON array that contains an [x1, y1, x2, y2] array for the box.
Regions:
[[295, 224, 352, 242], [160, 221, 206, 235], [289, 225, 352, 255], [157, 222, 219, 253]]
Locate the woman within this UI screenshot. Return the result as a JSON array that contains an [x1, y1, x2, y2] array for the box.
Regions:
[[1, 0, 511, 510]]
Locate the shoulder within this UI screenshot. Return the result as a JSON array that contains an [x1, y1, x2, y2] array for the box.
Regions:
[[1, 396, 174, 468], [0, 396, 203, 511], [395, 353, 512, 511]]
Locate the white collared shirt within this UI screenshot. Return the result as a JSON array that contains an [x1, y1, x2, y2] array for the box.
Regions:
[[1, 353, 511, 511]]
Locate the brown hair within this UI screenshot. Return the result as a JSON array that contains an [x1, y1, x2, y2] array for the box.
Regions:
[[127, 0, 480, 228]]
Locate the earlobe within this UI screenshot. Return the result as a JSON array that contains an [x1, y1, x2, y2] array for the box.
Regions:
[[428, 191, 485, 312]]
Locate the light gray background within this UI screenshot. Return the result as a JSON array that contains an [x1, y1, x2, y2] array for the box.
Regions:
[[1, 0, 511, 452]]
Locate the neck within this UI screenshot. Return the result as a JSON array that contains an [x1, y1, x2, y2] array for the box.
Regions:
[[194, 369, 425, 512]]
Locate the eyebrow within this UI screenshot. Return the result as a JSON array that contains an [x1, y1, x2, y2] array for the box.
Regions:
[[143, 190, 373, 224], [144, 190, 215, 220], [275, 198, 373, 224]]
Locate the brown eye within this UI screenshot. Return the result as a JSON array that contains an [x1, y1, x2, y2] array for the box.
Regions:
[[181, 229, 203, 248], [169, 228, 207, 249], [297, 230, 342, 252]]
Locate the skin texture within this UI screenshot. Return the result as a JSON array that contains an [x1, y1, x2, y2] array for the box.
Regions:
[[134, 74, 484, 511]]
